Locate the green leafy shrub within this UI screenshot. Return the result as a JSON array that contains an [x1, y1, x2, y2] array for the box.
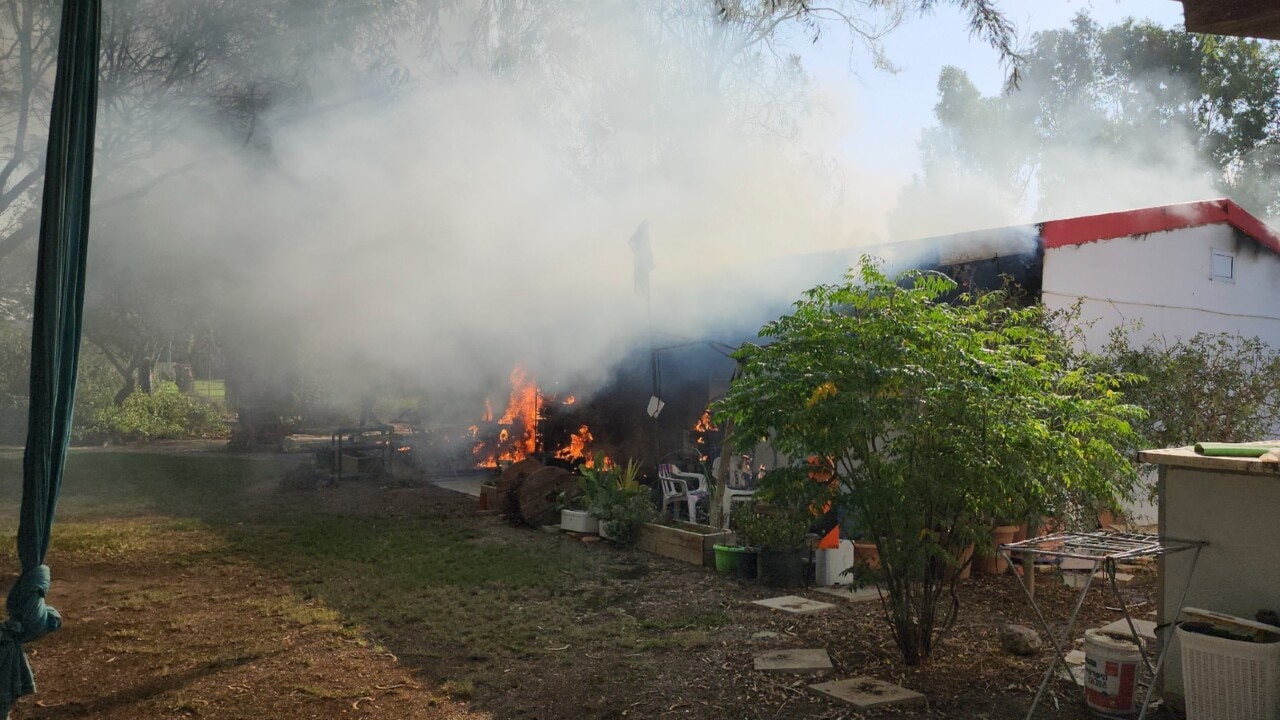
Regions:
[[582, 457, 654, 544], [1097, 329, 1280, 449], [88, 382, 228, 442], [0, 323, 29, 443], [717, 257, 1143, 665], [0, 324, 119, 445], [731, 504, 809, 550]]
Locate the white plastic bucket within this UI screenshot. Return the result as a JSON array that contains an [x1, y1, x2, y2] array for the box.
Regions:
[[1084, 628, 1142, 716]]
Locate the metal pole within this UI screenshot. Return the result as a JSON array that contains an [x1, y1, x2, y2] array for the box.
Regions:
[[1136, 545, 1204, 720]]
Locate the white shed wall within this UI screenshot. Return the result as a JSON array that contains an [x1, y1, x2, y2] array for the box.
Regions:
[[1042, 224, 1280, 523], [1041, 224, 1280, 351]]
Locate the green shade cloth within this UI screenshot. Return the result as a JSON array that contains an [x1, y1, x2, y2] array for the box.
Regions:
[[2, 1, 101, 716], [1193, 442, 1280, 457]]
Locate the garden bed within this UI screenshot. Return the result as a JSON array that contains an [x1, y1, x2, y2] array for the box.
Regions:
[[635, 521, 735, 567]]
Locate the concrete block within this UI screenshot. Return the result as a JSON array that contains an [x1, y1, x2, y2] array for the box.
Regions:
[[753, 648, 833, 673], [751, 595, 836, 615], [810, 677, 923, 708], [1063, 572, 1090, 588], [813, 585, 881, 603]]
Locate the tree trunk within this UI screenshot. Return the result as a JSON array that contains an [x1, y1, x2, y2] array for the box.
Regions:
[[137, 356, 154, 393], [709, 415, 734, 529], [113, 376, 136, 406]]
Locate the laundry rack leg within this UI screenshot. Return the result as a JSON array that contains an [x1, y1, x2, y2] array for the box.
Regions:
[[1004, 551, 1099, 720]]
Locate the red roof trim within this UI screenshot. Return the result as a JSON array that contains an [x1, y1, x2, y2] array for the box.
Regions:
[[1040, 199, 1280, 257]]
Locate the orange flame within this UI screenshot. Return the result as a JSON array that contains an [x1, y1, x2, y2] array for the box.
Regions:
[[581, 454, 613, 470], [562, 395, 576, 405], [499, 367, 539, 456], [472, 366, 543, 467], [555, 425, 594, 462], [693, 410, 717, 433]]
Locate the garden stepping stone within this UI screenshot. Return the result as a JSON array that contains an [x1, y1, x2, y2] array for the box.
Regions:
[[1060, 557, 1096, 571], [814, 585, 881, 603], [1059, 663, 1086, 687], [1062, 572, 1090, 588], [1096, 618, 1155, 641], [751, 596, 836, 615], [809, 677, 923, 709], [1093, 570, 1135, 583], [753, 648, 833, 673]]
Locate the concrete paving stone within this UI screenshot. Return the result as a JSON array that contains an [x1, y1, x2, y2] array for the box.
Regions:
[[813, 585, 881, 603], [1063, 572, 1090, 588], [1065, 649, 1086, 665], [753, 648, 833, 673], [1060, 558, 1097, 571], [810, 677, 923, 708], [1058, 664, 1086, 687], [431, 478, 482, 497], [751, 631, 781, 642], [1096, 618, 1156, 642], [751, 595, 837, 615], [1093, 570, 1135, 583]]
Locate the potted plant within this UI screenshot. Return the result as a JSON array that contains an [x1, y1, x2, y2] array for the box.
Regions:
[[734, 506, 808, 588], [975, 507, 1025, 575], [557, 493, 598, 534], [586, 458, 654, 545], [558, 461, 608, 534]]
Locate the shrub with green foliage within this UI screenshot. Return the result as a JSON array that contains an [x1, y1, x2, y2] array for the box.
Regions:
[[581, 457, 654, 545], [0, 324, 118, 444], [0, 323, 28, 443], [731, 504, 809, 550], [87, 382, 228, 443], [1097, 329, 1280, 448], [717, 258, 1143, 666]]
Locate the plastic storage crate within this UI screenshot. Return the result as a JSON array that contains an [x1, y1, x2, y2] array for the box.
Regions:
[[1178, 613, 1280, 720]]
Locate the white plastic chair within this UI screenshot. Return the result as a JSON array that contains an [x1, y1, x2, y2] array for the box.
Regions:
[[712, 456, 758, 524], [658, 463, 707, 521]]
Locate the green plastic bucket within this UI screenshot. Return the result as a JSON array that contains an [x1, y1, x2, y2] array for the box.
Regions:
[[713, 544, 743, 573]]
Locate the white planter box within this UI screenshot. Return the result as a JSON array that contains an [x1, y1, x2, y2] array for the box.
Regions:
[[560, 509, 600, 534]]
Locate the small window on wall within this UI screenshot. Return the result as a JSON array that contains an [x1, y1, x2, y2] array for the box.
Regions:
[[1211, 249, 1235, 282]]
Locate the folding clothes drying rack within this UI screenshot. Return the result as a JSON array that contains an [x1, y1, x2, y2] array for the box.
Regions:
[[999, 531, 1206, 720]]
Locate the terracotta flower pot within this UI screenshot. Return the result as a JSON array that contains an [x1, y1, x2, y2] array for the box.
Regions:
[[853, 541, 880, 570], [1013, 521, 1029, 543]]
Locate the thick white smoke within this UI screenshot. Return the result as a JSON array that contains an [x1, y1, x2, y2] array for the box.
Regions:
[[85, 1, 901, 416]]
